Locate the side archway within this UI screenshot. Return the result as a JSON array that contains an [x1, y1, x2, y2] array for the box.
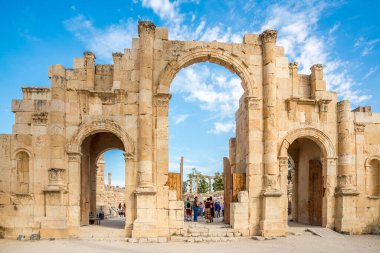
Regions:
[[278, 127, 337, 228], [66, 120, 135, 156], [157, 47, 256, 96]]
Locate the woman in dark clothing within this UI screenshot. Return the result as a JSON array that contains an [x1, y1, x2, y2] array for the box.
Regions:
[[204, 198, 211, 222], [209, 196, 214, 223]]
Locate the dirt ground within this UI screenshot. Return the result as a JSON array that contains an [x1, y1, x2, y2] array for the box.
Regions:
[[1, 234, 379, 253]]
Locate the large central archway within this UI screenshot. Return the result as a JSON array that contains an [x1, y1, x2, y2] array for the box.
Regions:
[[157, 47, 256, 96]]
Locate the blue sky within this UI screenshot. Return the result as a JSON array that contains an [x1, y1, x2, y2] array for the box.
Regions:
[[1, 0, 379, 186]]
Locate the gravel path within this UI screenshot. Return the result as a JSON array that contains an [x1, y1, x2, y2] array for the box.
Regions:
[[1, 234, 379, 253]]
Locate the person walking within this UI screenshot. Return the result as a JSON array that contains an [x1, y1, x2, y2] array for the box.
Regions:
[[193, 196, 199, 222]]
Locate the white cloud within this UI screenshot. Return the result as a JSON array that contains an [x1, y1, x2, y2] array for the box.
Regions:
[[64, 15, 136, 62], [207, 122, 235, 135], [171, 64, 243, 119], [260, 1, 370, 105], [364, 65, 378, 79], [173, 114, 189, 124], [141, 0, 180, 21]]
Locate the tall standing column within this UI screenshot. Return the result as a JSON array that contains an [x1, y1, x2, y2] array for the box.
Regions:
[[132, 21, 158, 238], [261, 30, 280, 193], [137, 21, 155, 189], [260, 30, 284, 237], [335, 100, 359, 233]]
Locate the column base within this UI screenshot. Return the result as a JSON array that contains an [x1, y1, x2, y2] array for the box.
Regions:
[[260, 191, 285, 237], [132, 187, 158, 238], [335, 190, 361, 234]]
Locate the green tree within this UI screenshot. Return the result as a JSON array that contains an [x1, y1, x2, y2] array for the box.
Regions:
[[182, 180, 188, 194], [197, 175, 209, 193], [213, 172, 224, 191]]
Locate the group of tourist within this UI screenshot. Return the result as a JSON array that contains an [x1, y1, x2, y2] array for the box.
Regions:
[[185, 196, 224, 222]]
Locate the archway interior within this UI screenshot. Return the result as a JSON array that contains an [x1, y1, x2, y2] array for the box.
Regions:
[[169, 62, 244, 223], [80, 132, 125, 226], [287, 138, 323, 226]]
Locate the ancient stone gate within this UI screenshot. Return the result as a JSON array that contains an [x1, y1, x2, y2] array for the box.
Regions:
[[0, 21, 379, 239]]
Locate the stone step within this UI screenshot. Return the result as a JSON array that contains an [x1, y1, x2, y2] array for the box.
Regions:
[[306, 227, 344, 238], [171, 236, 241, 242]]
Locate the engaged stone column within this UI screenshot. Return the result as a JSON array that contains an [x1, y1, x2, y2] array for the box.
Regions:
[[67, 152, 82, 227], [337, 100, 356, 192], [48, 64, 66, 173], [335, 100, 359, 233], [260, 29, 284, 237], [137, 21, 155, 188], [261, 30, 280, 193]]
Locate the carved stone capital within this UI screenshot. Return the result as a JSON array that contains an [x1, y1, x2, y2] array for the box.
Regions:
[[245, 96, 261, 110], [260, 29, 277, 43], [83, 51, 96, 60], [48, 168, 65, 186], [289, 62, 298, 70], [138, 21, 156, 36], [318, 99, 331, 113], [155, 93, 171, 116], [123, 152, 134, 161], [67, 152, 82, 162], [279, 157, 288, 167], [112, 52, 123, 59], [311, 64, 323, 71]]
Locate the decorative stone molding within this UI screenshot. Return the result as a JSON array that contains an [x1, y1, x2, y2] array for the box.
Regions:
[[67, 152, 82, 162], [260, 29, 277, 43], [138, 21, 156, 36], [32, 112, 48, 125], [354, 122, 366, 133], [245, 96, 262, 110]]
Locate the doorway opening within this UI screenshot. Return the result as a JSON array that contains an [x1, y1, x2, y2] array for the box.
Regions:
[[79, 132, 126, 232], [287, 138, 323, 226]]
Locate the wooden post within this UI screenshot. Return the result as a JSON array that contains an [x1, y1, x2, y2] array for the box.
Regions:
[[180, 156, 184, 199]]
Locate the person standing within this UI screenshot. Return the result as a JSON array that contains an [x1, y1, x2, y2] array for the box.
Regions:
[[193, 196, 199, 222], [209, 196, 214, 223], [215, 201, 220, 218], [185, 197, 192, 221]]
